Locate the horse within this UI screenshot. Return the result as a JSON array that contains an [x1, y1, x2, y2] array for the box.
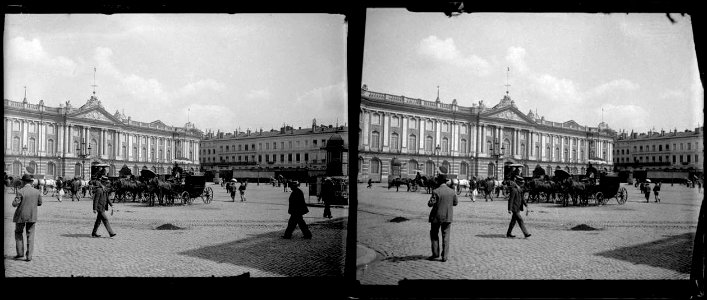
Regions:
[[456, 179, 471, 196], [387, 177, 410, 192], [413, 176, 434, 194], [478, 178, 496, 201]]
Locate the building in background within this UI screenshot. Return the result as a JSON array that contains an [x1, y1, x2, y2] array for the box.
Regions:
[[4, 92, 202, 179], [200, 119, 348, 182], [613, 127, 703, 182], [359, 84, 615, 182]]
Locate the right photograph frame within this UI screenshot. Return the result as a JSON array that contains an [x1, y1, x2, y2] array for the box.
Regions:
[[355, 9, 704, 286]]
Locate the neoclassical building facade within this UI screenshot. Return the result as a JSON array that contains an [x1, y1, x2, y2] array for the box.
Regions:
[[4, 93, 202, 179], [359, 85, 615, 182]]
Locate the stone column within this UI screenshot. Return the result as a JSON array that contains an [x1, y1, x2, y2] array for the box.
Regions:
[[362, 111, 370, 148], [435, 119, 441, 151], [401, 116, 408, 151], [382, 112, 389, 150], [419, 118, 426, 152]]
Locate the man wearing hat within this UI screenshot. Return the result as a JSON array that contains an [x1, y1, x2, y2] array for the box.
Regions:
[[427, 166, 458, 262], [282, 180, 312, 239], [92, 176, 116, 238], [321, 177, 334, 219], [13, 174, 43, 261], [507, 176, 531, 238]]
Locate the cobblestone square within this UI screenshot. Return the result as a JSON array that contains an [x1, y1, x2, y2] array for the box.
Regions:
[[356, 183, 701, 284], [4, 183, 347, 277]]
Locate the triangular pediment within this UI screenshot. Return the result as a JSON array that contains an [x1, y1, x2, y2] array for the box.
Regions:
[[482, 106, 537, 125], [563, 120, 582, 129], [70, 106, 123, 124]]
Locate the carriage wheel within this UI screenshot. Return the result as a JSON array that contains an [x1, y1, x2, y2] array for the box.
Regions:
[[596, 192, 605, 206], [618, 187, 628, 205], [125, 191, 133, 201], [181, 191, 191, 205], [411, 184, 418, 192]]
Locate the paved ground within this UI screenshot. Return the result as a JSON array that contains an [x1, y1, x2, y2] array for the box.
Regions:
[[4, 182, 347, 277], [356, 182, 702, 284]]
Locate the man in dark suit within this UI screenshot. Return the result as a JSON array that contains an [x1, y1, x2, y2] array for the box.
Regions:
[[282, 181, 312, 239], [507, 176, 531, 238], [428, 167, 458, 262], [71, 177, 82, 201], [13, 174, 43, 261], [92, 176, 116, 238]]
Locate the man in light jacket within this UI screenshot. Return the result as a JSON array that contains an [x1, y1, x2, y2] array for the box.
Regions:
[[13, 174, 42, 261]]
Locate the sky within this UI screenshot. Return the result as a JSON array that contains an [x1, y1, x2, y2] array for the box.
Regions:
[[362, 10, 703, 133], [4, 14, 348, 134]]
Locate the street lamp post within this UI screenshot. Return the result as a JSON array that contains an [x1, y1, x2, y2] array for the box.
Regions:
[[435, 144, 441, 175], [76, 139, 92, 180], [490, 139, 505, 180], [257, 164, 261, 186]]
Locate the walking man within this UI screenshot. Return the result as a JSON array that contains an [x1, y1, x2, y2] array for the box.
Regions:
[[13, 174, 42, 261], [92, 176, 116, 238], [367, 178, 373, 188], [644, 181, 652, 203], [229, 179, 237, 201], [427, 167, 457, 262], [507, 176, 531, 238], [282, 181, 312, 239], [653, 181, 661, 203], [56, 176, 64, 202], [239, 181, 247, 202]]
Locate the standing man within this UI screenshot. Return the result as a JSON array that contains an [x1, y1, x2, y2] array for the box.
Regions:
[[427, 167, 457, 262], [55, 176, 64, 202], [367, 178, 373, 189], [653, 181, 661, 203], [322, 178, 334, 219], [282, 181, 312, 239], [13, 174, 42, 261], [71, 177, 82, 201], [507, 176, 531, 238], [644, 181, 652, 203], [92, 176, 116, 238]]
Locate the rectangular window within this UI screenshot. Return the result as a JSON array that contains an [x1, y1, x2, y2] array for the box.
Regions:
[[259, 143, 262, 150], [289, 141, 292, 149], [696, 154, 699, 163], [659, 145, 662, 151], [304, 153, 308, 162], [296, 153, 300, 162], [280, 154, 284, 162], [266, 143, 269, 150], [679, 155, 683, 163], [288, 154, 292, 162], [281, 142, 284, 149], [688, 143, 691, 150], [273, 142, 277, 150], [313, 140, 317, 147]]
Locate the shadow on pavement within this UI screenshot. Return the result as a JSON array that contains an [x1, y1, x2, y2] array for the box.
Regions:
[[179, 217, 346, 277], [60, 233, 95, 238], [383, 255, 429, 262], [596, 232, 695, 274], [475, 234, 507, 239]]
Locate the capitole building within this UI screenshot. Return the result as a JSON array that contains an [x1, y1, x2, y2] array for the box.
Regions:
[[4, 91, 202, 179], [358, 84, 615, 182]]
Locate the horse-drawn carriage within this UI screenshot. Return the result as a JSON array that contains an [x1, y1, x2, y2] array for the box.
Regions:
[[553, 169, 627, 206], [141, 169, 213, 205]]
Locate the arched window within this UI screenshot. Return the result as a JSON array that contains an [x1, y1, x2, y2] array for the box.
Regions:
[[133, 166, 139, 175], [442, 160, 450, 173], [390, 133, 399, 151], [47, 139, 55, 156], [371, 131, 380, 149], [159, 149, 163, 161], [122, 145, 127, 157], [142, 147, 147, 161], [75, 163, 82, 177], [520, 143, 526, 158], [107, 143, 112, 158], [535, 145, 539, 158], [488, 162, 495, 178], [460, 162, 468, 176], [151, 149, 155, 161], [572, 150, 577, 162], [425, 136, 434, 152], [487, 141, 493, 153], [460, 139, 467, 154], [90, 139, 98, 156], [133, 147, 138, 160], [408, 159, 418, 175], [370, 158, 380, 174], [564, 149, 569, 162], [441, 137, 449, 153], [47, 162, 55, 177], [167, 150, 171, 161], [29, 137, 36, 153], [426, 161, 435, 176], [13, 136, 20, 152], [546, 146, 551, 161], [408, 135, 417, 153], [503, 139, 510, 156], [28, 161, 37, 174], [110, 164, 116, 176], [189, 151, 193, 161], [74, 141, 79, 153], [13, 161, 22, 175], [555, 148, 560, 162]]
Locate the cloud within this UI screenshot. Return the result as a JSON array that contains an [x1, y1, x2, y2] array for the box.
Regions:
[[246, 89, 271, 99], [660, 89, 685, 100], [418, 35, 490, 76], [601, 103, 650, 130], [505, 46, 529, 74], [178, 79, 225, 96], [8, 36, 77, 76], [187, 104, 235, 131], [530, 74, 583, 103], [295, 82, 348, 124], [591, 79, 639, 96]]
